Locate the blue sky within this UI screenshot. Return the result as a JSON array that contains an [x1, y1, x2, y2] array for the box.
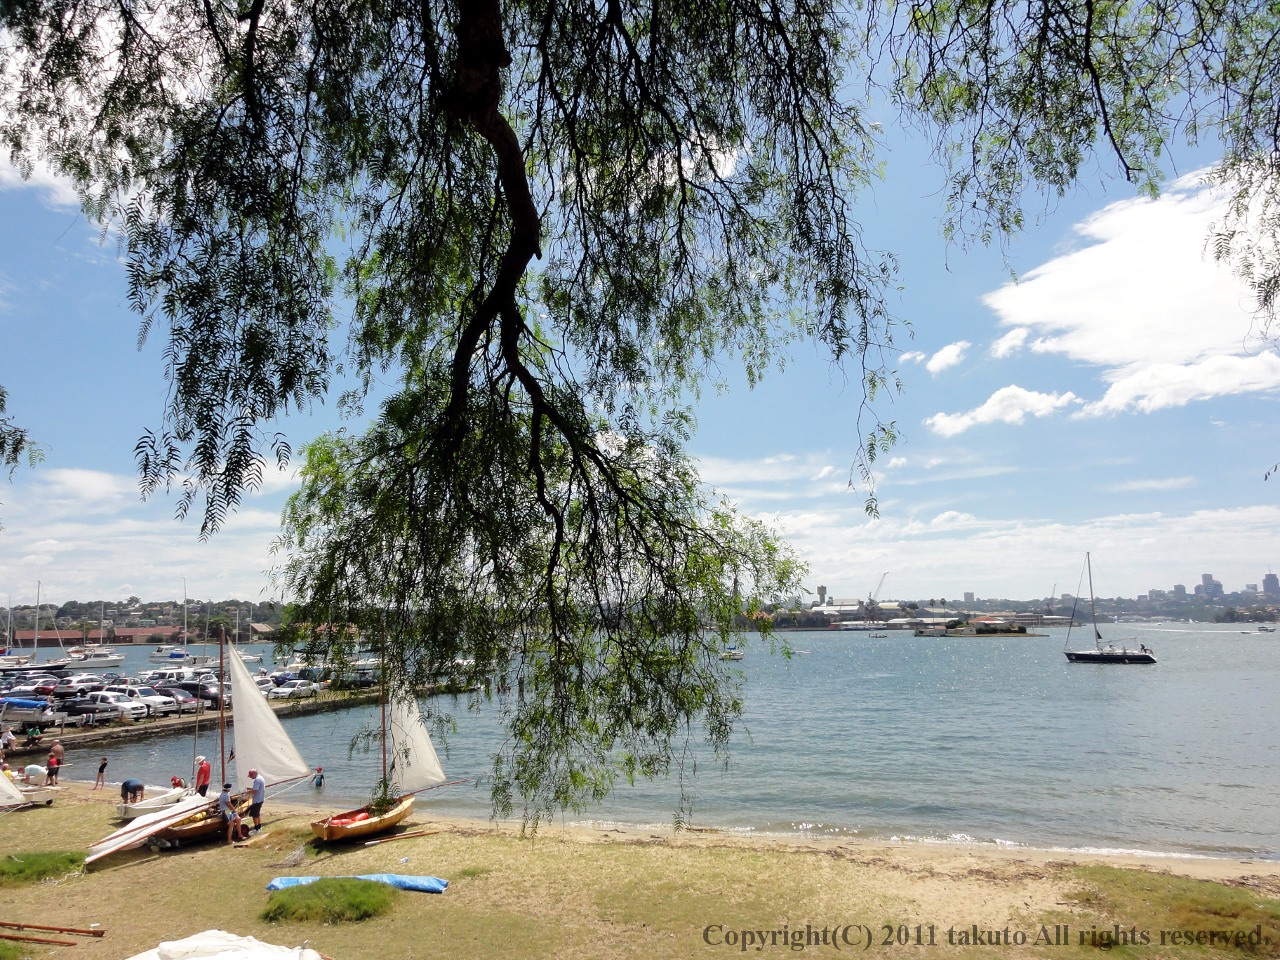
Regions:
[[4, 132, 1280, 611]]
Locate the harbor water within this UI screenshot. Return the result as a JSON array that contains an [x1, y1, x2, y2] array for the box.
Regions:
[[39, 624, 1280, 859]]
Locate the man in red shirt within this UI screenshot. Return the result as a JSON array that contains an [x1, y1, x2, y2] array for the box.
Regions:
[[194, 755, 211, 796]]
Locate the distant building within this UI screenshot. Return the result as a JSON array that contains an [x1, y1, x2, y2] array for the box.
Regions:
[[1195, 574, 1224, 599], [1264, 573, 1279, 597], [963, 592, 975, 603], [1173, 583, 1187, 600]]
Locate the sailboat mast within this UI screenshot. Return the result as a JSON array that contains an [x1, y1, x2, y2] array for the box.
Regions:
[[1087, 552, 1102, 646], [218, 625, 227, 786], [32, 581, 39, 656]]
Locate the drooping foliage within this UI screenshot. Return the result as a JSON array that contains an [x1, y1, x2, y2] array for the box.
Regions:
[[4, 0, 1280, 817]]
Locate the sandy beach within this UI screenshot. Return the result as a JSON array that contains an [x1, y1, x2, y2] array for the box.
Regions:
[[1, 779, 1278, 959]]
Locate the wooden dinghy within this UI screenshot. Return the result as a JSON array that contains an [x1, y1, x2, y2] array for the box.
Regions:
[[154, 794, 250, 846], [311, 683, 446, 844], [310, 795, 415, 842]]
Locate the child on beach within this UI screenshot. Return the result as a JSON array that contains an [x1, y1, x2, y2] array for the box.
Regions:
[[94, 757, 108, 790]]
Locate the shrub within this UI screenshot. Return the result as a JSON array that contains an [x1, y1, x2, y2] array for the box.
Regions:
[[261, 878, 399, 923], [0, 851, 84, 887]]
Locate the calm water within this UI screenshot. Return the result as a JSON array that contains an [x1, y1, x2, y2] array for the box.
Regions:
[[52, 625, 1280, 859]]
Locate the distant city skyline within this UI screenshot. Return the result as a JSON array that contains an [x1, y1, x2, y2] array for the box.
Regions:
[[8, 563, 1280, 615]]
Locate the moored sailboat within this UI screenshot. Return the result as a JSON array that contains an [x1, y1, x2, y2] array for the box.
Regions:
[[1064, 553, 1156, 665]]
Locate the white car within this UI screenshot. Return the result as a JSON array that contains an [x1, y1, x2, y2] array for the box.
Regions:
[[83, 690, 148, 720], [254, 677, 275, 696], [103, 685, 179, 717], [267, 679, 317, 700]]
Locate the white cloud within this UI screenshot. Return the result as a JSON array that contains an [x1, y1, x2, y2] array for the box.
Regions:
[[978, 172, 1275, 416], [990, 328, 1028, 359], [925, 341, 971, 375], [1079, 351, 1280, 416], [900, 351, 927, 364], [924, 386, 1080, 437], [0, 156, 80, 209], [1104, 476, 1197, 492]]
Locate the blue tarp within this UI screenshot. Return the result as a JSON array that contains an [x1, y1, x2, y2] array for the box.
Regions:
[[266, 874, 448, 894]]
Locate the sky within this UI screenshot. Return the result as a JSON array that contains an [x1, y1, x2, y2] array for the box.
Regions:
[[4, 128, 1280, 611]]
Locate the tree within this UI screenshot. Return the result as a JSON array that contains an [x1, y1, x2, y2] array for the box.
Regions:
[[4, 0, 1280, 821], [0, 386, 40, 527]]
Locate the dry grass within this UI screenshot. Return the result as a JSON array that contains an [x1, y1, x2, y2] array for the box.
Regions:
[[1, 784, 1278, 960]]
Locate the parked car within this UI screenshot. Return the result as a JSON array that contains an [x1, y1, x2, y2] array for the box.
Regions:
[[6, 676, 59, 697], [267, 679, 317, 700], [83, 690, 147, 720], [34, 677, 64, 696], [60, 697, 125, 723], [331, 670, 378, 690], [51, 674, 106, 697], [153, 686, 200, 713], [171, 679, 230, 709], [254, 676, 275, 695], [102, 684, 179, 717]]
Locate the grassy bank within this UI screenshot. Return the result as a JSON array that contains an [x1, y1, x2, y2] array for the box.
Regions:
[[1, 783, 1278, 959]]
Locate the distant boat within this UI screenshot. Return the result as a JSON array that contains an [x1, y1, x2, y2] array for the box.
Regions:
[[719, 643, 745, 661], [70, 648, 125, 668], [1258, 625, 1275, 633], [149, 645, 192, 664], [1064, 554, 1156, 665]]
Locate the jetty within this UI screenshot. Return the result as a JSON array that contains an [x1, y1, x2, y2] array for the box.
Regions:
[[1, 690, 379, 761]]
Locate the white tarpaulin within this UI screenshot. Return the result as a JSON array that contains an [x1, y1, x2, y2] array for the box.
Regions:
[[124, 929, 325, 960]]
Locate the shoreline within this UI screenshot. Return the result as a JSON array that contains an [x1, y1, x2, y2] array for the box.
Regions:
[[49, 778, 1280, 887]]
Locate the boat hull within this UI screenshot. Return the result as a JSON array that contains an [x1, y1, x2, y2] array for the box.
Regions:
[[310, 796, 415, 842], [154, 795, 249, 845], [116, 786, 187, 819], [1064, 650, 1156, 664], [0, 784, 59, 807]]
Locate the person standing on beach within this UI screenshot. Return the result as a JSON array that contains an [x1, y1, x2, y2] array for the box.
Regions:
[[246, 768, 266, 833], [94, 757, 107, 790], [49, 740, 64, 763], [44, 752, 60, 785], [194, 756, 211, 796], [217, 782, 241, 843]]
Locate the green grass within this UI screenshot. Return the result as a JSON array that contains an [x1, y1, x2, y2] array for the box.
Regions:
[[1067, 866, 1280, 957], [0, 851, 84, 887], [260, 878, 401, 924], [0, 941, 25, 960]]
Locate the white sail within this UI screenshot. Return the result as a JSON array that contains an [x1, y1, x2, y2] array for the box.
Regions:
[[0, 772, 27, 806], [227, 642, 311, 788], [86, 794, 212, 863], [386, 692, 446, 795]]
